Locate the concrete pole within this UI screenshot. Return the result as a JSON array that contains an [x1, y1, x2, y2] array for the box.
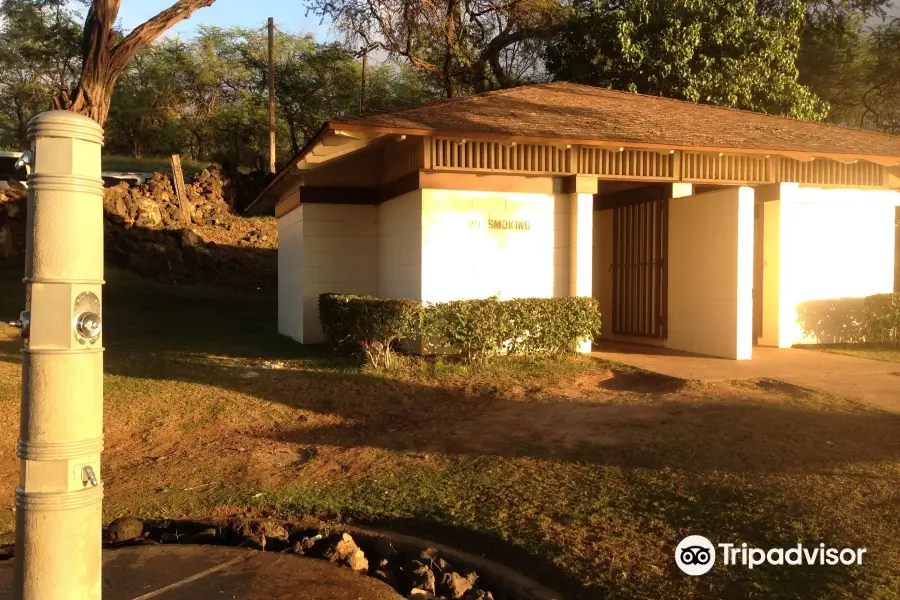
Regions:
[[13, 111, 105, 600]]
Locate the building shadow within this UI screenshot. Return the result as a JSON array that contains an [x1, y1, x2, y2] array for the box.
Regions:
[[2, 235, 899, 600], [1, 264, 898, 476]]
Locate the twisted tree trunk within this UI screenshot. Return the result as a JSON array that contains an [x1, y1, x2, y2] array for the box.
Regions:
[[54, 0, 217, 126]]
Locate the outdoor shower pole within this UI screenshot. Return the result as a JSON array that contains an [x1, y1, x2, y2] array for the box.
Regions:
[[13, 111, 105, 600]]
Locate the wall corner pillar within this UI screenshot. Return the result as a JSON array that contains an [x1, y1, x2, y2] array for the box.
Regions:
[[569, 190, 595, 352]]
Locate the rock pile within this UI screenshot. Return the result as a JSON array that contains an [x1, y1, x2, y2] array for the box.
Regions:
[[0, 186, 26, 260], [0, 169, 277, 290], [103, 168, 233, 230], [95, 517, 506, 600]]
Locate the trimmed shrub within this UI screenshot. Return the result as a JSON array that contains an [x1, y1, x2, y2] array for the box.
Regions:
[[423, 296, 603, 363], [796, 298, 868, 344], [318, 294, 420, 369], [505, 297, 605, 356], [319, 294, 603, 365], [796, 293, 900, 345], [865, 293, 900, 344], [421, 297, 512, 362]]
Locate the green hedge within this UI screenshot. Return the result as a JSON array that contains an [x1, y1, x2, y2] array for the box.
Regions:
[[865, 293, 900, 343], [423, 297, 603, 362], [796, 293, 900, 344], [318, 294, 420, 369], [318, 294, 603, 367]]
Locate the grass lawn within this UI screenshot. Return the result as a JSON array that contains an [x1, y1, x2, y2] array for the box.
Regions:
[[802, 344, 900, 364], [1, 265, 899, 599]]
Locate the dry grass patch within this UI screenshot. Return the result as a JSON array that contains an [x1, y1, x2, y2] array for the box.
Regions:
[[0, 265, 898, 599], [801, 343, 900, 364]]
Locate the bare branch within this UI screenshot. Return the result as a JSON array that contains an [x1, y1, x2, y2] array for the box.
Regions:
[[111, 0, 216, 71]]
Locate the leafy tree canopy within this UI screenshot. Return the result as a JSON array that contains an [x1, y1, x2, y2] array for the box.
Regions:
[[305, 0, 566, 97], [0, 0, 82, 148], [545, 0, 828, 120]]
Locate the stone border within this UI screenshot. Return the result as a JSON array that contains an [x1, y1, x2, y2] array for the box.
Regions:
[[0, 517, 567, 599], [342, 525, 564, 600], [68, 516, 566, 600]]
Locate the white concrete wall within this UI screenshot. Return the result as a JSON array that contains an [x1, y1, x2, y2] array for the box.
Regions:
[[277, 200, 304, 341], [379, 191, 423, 300], [762, 184, 900, 346], [667, 187, 755, 359], [569, 194, 594, 298], [277, 203, 379, 344], [420, 189, 559, 302]]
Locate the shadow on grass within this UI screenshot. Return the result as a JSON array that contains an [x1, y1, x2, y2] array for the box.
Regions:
[[2, 263, 899, 599], [1, 264, 898, 476]]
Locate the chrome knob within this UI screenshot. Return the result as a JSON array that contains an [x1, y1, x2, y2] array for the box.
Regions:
[[75, 311, 101, 344], [7, 311, 29, 338]]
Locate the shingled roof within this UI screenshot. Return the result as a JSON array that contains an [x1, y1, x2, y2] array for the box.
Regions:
[[334, 81, 900, 160]]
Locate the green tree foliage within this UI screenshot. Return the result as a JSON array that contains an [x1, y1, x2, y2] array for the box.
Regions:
[[106, 44, 185, 158], [545, 0, 828, 120], [102, 26, 434, 168], [774, 0, 894, 128], [306, 0, 566, 97], [0, 0, 82, 149], [860, 18, 900, 134]]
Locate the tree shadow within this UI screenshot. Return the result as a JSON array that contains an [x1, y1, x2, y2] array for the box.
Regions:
[[67, 348, 900, 475], [2, 260, 899, 599], [1, 264, 898, 475]]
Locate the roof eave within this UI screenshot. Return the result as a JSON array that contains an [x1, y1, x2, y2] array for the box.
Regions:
[[329, 121, 900, 166], [246, 122, 391, 214]]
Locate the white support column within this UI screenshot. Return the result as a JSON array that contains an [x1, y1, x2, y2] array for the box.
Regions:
[[570, 191, 594, 352], [758, 198, 784, 347]]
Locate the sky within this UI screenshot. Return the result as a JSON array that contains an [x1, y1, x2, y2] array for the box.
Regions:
[[115, 0, 335, 40], [105, 0, 900, 40]]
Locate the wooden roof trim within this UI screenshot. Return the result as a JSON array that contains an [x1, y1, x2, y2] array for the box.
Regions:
[[329, 121, 900, 166]]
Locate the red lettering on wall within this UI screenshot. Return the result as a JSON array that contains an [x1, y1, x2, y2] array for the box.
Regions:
[[488, 219, 532, 231]]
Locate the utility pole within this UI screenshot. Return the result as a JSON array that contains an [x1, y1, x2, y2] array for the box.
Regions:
[[357, 43, 377, 113], [360, 46, 368, 113], [268, 17, 276, 174]]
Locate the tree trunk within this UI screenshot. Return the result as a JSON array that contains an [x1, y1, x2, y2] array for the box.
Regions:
[[287, 119, 300, 156], [54, 0, 217, 126], [442, 0, 457, 98]]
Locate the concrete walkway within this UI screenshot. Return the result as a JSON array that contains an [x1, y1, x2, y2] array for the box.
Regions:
[[593, 342, 900, 413], [0, 546, 403, 600]]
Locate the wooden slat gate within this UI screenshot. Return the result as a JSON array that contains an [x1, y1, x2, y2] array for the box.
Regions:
[[611, 196, 668, 338]]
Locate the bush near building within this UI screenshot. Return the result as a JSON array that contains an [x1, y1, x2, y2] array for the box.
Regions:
[[318, 294, 603, 367], [797, 293, 900, 345]]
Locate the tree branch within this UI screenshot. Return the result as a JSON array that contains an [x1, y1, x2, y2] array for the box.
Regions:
[[111, 0, 216, 72]]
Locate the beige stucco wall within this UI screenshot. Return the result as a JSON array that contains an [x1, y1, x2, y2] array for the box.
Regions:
[[275, 188, 600, 352], [277, 202, 379, 344], [379, 190, 423, 300], [761, 184, 900, 346], [759, 199, 782, 347], [277, 201, 304, 341], [667, 187, 755, 359], [420, 189, 559, 302]]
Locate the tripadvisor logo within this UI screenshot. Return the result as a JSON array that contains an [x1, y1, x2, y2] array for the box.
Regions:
[[676, 536, 716, 576], [675, 536, 867, 576]]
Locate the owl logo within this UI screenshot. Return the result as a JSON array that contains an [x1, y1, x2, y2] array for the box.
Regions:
[[676, 535, 716, 575]]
